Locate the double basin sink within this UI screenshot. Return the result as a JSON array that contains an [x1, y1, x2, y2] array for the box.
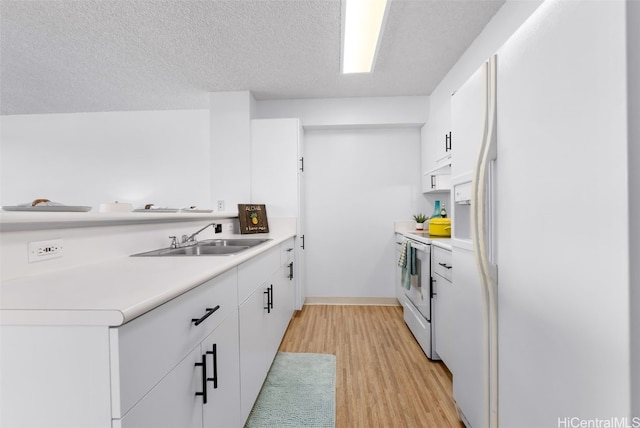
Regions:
[[132, 238, 271, 257]]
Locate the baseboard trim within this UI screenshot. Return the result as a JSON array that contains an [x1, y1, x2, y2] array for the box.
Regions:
[[304, 297, 401, 306]]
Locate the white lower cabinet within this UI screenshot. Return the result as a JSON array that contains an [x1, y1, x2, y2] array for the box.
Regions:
[[432, 246, 454, 369], [239, 280, 273, 421], [238, 241, 295, 423], [116, 312, 241, 428], [113, 269, 240, 428], [1, 239, 296, 428], [202, 312, 241, 428], [115, 346, 203, 428]]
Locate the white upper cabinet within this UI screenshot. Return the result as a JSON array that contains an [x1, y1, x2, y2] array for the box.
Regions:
[[422, 102, 452, 193], [451, 66, 486, 178], [251, 118, 306, 310], [251, 118, 302, 217]]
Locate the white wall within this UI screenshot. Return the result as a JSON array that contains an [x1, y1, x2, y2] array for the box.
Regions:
[[304, 127, 426, 299], [254, 96, 429, 300], [255, 96, 428, 128], [0, 218, 232, 280], [0, 110, 210, 211]]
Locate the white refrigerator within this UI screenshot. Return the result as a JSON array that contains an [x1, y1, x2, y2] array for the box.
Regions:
[[451, 0, 632, 427]]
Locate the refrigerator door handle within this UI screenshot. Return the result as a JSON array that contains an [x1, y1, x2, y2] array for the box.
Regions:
[[470, 54, 499, 428]]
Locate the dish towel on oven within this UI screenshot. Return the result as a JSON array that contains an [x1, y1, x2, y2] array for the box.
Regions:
[[398, 240, 418, 290]]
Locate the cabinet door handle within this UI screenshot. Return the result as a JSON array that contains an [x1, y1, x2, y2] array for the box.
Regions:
[[438, 262, 453, 270], [206, 344, 218, 389], [288, 262, 294, 280], [195, 354, 208, 404], [264, 288, 271, 313], [191, 305, 220, 326], [267, 284, 274, 310]]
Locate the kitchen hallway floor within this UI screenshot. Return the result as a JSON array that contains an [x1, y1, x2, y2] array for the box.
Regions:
[[278, 305, 465, 428]]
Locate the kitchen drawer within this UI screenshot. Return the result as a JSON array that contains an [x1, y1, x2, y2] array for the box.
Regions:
[[281, 238, 295, 267], [109, 268, 237, 418], [238, 246, 280, 304], [432, 246, 452, 282], [114, 346, 203, 428]]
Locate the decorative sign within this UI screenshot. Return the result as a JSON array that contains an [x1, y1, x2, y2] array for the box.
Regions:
[[238, 204, 270, 234]]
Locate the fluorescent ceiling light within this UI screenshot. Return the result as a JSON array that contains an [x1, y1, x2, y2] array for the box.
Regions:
[[342, 0, 390, 74]]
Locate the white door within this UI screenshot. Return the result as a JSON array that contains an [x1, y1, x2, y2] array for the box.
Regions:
[[304, 127, 424, 299]]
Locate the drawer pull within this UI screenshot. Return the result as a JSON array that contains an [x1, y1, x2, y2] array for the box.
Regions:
[[438, 262, 452, 270], [269, 285, 274, 310], [195, 354, 208, 404], [191, 305, 220, 326], [264, 285, 274, 313], [206, 344, 218, 389]]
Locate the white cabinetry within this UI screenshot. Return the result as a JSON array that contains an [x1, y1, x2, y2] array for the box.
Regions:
[[0, 326, 113, 428], [0, 269, 240, 428], [432, 246, 454, 369], [116, 311, 240, 428], [201, 311, 241, 428], [422, 109, 452, 194], [251, 118, 306, 309], [1, 241, 296, 428], [116, 346, 202, 428], [422, 106, 452, 171], [422, 165, 452, 194], [111, 269, 240, 428], [238, 243, 294, 423], [275, 238, 296, 339]]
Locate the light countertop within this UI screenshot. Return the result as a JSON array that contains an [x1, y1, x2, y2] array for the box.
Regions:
[[394, 221, 452, 250], [0, 230, 294, 326]]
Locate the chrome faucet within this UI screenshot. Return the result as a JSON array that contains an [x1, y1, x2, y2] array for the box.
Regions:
[[181, 222, 218, 245]]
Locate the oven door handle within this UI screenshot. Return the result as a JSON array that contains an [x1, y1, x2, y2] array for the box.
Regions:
[[409, 242, 429, 253]]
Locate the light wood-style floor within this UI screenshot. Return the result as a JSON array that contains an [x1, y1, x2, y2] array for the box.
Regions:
[[278, 305, 465, 428]]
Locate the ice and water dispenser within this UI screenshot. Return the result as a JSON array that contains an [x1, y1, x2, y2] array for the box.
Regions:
[[453, 180, 472, 242]]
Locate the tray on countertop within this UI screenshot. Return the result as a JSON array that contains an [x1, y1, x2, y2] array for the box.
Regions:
[[3, 205, 92, 212], [132, 208, 180, 213]]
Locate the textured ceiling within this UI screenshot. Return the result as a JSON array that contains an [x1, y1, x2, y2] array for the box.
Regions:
[[0, 0, 505, 115]]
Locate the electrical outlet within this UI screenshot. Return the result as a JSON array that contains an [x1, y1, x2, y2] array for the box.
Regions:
[[28, 239, 64, 263], [217, 200, 225, 211]]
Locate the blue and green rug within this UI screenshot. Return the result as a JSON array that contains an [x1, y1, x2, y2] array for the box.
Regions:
[[245, 352, 336, 428]]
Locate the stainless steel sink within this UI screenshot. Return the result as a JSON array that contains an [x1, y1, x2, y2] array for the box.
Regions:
[[173, 245, 252, 255], [198, 238, 271, 247], [131, 238, 271, 257]]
